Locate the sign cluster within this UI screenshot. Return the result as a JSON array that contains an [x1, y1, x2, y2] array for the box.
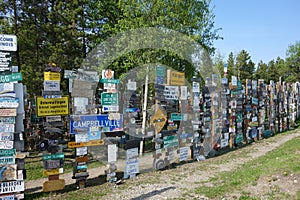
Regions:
[[0, 34, 26, 200]]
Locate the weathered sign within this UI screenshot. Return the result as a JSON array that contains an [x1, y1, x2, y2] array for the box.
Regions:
[[42, 168, 63, 176], [0, 82, 14, 94], [0, 124, 14, 132], [0, 149, 16, 157], [43, 153, 64, 160], [0, 180, 24, 194], [0, 164, 17, 181], [76, 147, 88, 156], [167, 70, 185, 86], [43, 159, 63, 170], [42, 179, 65, 192]]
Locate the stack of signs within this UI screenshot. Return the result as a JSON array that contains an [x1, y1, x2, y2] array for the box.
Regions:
[[234, 80, 244, 145], [0, 34, 25, 200], [276, 81, 283, 132], [38, 63, 66, 192], [220, 77, 230, 148], [258, 79, 265, 139], [229, 76, 238, 148], [67, 70, 100, 188], [250, 80, 258, 141], [124, 147, 139, 179], [202, 79, 212, 154]]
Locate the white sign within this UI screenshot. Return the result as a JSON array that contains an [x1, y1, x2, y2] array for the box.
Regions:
[[0, 124, 14, 132], [164, 86, 179, 100], [0, 141, 14, 149], [0, 132, 14, 141], [108, 144, 117, 163], [75, 132, 88, 143], [127, 81, 137, 91], [125, 158, 139, 175], [126, 148, 139, 160], [0, 83, 14, 94], [192, 82, 200, 93], [179, 147, 189, 161], [43, 80, 60, 91], [180, 86, 188, 100], [231, 76, 237, 86], [221, 138, 229, 148], [0, 180, 24, 194], [102, 105, 119, 112], [102, 69, 114, 79], [76, 147, 88, 156], [0, 156, 15, 164], [46, 115, 61, 122], [0, 34, 17, 51]]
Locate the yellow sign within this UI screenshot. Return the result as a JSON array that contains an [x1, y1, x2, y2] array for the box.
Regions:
[[44, 72, 61, 81], [150, 107, 167, 132], [68, 140, 105, 148], [36, 96, 69, 117], [43, 168, 63, 176], [167, 70, 185, 86], [43, 179, 65, 192]]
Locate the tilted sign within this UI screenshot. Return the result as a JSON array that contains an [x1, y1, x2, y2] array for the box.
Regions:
[[68, 140, 104, 148], [36, 96, 69, 116], [0, 180, 24, 194], [0, 82, 14, 93], [70, 114, 123, 133], [0, 34, 17, 51]]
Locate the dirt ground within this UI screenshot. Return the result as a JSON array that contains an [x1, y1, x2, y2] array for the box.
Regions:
[[25, 131, 300, 199]]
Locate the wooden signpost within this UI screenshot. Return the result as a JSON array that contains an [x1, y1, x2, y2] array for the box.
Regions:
[[42, 179, 65, 192]]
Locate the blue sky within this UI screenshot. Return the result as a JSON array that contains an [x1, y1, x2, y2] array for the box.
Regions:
[[211, 0, 300, 65]]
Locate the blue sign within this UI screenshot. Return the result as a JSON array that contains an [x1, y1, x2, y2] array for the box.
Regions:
[[125, 108, 139, 113], [70, 114, 123, 134], [88, 131, 101, 141]]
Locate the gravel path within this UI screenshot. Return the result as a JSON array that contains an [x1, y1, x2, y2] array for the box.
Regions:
[[25, 131, 300, 199]]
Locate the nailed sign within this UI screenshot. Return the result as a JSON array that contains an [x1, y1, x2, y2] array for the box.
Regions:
[[36, 96, 69, 116], [0, 180, 24, 194], [0, 132, 14, 141], [43, 80, 60, 91], [0, 149, 16, 157], [44, 72, 60, 81], [42, 179, 65, 192], [150, 107, 167, 132], [0, 124, 14, 132], [43, 153, 64, 160], [0, 109, 16, 116], [68, 140, 104, 148], [0, 141, 14, 149], [0, 73, 22, 83], [0, 34, 17, 51], [0, 156, 15, 165], [43, 159, 63, 170]]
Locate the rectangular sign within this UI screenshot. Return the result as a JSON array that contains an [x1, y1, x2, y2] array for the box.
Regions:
[[76, 147, 88, 156], [42, 179, 65, 192], [167, 70, 185, 86], [75, 132, 88, 143], [0, 164, 17, 181], [43, 168, 63, 176], [0, 35, 17, 51], [0, 156, 15, 165], [0, 51, 12, 73], [0, 98, 19, 108], [179, 146, 189, 161], [43, 153, 64, 160], [68, 140, 104, 148], [76, 156, 89, 163], [0, 109, 16, 117], [0, 124, 14, 132], [170, 113, 183, 121], [70, 114, 123, 133], [0, 149, 16, 157], [125, 158, 139, 175], [163, 135, 179, 148], [44, 72, 60, 81], [36, 96, 69, 116], [43, 159, 63, 169], [43, 80, 60, 91], [101, 93, 118, 105], [0, 141, 13, 149], [164, 85, 179, 100], [87, 131, 101, 141], [0, 73, 22, 83], [0, 132, 14, 141], [102, 105, 119, 112], [0, 82, 14, 94], [0, 180, 24, 194]]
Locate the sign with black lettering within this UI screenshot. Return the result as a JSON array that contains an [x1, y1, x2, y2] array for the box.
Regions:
[[0, 180, 24, 194]]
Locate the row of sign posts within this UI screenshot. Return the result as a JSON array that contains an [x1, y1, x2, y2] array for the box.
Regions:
[[0, 34, 26, 200]]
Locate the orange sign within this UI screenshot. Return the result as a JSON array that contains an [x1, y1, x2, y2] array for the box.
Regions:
[[68, 140, 105, 148], [167, 70, 185, 86]]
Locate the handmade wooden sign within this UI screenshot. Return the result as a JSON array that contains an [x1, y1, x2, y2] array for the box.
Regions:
[[75, 156, 89, 163], [42, 179, 65, 192], [0, 180, 24, 194]]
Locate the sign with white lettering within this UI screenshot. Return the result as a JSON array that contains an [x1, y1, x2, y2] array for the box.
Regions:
[[0, 180, 24, 194], [0, 98, 19, 108], [0, 149, 16, 157], [0, 35, 17, 51], [0, 73, 22, 83], [0, 116, 15, 124], [0, 156, 15, 164], [76, 147, 88, 156], [179, 146, 189, 161], [70, 114, 123, 133]]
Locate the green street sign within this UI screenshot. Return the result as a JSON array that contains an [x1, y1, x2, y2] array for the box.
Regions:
[[170, 113, 183, 121], [43, 153, 64, 160], [0, 149, 16, 157], [0, 73, 22, 83], [163, 135, 179, 148], [156, 66, 165, 77], [100, 79, 120, 84], [101, 93, 118, 105]]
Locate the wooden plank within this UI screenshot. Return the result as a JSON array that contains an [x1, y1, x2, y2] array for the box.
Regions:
[[42, 179, 65, 192], [0, 180, 24, 194], [75, 156, 89, 163]]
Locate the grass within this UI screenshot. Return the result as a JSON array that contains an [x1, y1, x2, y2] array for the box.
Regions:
[[194, 134, 300, 199]]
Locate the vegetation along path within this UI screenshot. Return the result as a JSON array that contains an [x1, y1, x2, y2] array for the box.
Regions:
[[26, 129, 300, 199]]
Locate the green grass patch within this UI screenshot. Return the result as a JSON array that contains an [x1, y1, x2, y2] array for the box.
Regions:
[[195, 135, 300, 199]]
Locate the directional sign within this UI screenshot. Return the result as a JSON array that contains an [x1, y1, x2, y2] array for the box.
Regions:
[[68, 139, 104, 148], [150, 107, 167, 132], [43, 179, 65, 192], [101, 93, 118, 105], [0, 180, 24, 194], [0, 73, 22, 83], [70, 114, 123, 133], [43, 153, 64, 160]]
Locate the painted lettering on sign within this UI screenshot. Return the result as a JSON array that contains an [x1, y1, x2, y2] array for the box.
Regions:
[[0, 116, 15, 124], [36, 96, 69, 116], [0, 124, 14, 132], [0, 34, 17, 51], [0, 180, 24, 194]]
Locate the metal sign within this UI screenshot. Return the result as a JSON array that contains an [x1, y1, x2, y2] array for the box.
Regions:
[[0, 132, 14, 141], [0, 149, 16, 157], [100, 79, 120, 84], [36, 96, 69, 116], [0, 34, 17, 51], [150, 108, 167, 133], [0, 141, 13, 149], [164, 86, 179, 100], [0, 180, 24, 194], [101, 93, 118, 106], [0, 73, 22, 83], [43, 159, 63, 170], [0, 124, 14, 132], [43, 80, 60, 91], [76, 147, 87, 156], [0, 82, 14, 93], [0, 156, 15, 165], [167, 70, 185, 86], [43, 168, 63, 176], [0, 98, 19, 108], [44, 72, 60, 81], [43, 153, 64, 160], [70, 114, 123, 133], [170, 113, 183, 121], [163, 135, 179, 148], [76, 156, 89, 163]]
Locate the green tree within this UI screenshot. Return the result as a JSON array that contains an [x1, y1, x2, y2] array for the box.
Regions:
[[235, 50, 255, 83], [285, 41, 300, 82]]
